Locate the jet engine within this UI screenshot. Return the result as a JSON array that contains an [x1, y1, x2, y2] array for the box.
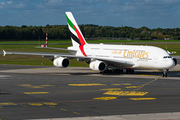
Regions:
[[172, 57, 177, 66], [89, 61, 106, 71], [53, 57, 69, 68]]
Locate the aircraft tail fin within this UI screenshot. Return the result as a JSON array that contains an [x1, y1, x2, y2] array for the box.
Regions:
[[65, 12, 87, 56]]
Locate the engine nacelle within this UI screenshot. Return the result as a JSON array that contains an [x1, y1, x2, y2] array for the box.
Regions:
[[89, 61, 106, 71], [172, 57, 177, 66], [53, 57, 69, 68]]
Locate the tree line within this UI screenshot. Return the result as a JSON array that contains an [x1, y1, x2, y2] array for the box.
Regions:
[[0, 24, 180, 40]]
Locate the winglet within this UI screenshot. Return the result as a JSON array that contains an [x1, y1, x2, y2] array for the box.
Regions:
[[3, 50, 6, 56]]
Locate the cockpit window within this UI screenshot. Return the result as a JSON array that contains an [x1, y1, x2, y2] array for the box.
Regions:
[[163, 56, 171, 58]]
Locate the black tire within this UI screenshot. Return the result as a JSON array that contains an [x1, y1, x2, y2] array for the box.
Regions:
[[116, 69, 120, 74], [165, 73, 167, 77], [162, 74, 164, 77], [126, 69, 129, 74]]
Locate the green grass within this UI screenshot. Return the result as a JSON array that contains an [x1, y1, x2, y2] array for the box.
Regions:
[[0, 40, 179, 67], [0, 40, 71, 44]]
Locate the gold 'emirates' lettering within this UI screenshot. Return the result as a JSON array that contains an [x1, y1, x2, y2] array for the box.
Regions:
[[123, 50, 149, 58]]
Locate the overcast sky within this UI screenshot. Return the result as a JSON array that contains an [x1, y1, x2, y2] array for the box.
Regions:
[[0, 0, 180, 29]]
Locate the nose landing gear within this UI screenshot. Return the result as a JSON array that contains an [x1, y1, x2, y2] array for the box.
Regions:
[[162, 69, 168, 77]]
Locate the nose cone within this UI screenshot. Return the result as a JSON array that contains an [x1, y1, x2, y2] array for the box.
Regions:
[[166, 59, 175, 69]]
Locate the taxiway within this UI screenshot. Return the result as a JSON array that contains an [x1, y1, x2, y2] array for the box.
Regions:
[[0, 65, 180, 120]]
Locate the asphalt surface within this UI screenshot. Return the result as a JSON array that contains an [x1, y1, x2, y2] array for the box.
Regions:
[[0, 65, 180, 120]]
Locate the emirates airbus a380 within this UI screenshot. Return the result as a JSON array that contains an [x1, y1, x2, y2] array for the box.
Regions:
[[3, 12, 177, 77]]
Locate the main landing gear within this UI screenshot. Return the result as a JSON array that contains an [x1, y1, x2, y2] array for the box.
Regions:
[[162, 69, 168, 77], [102, 69, 134, 74], [102, 69, 123, 74], [126, 69, 134, 74]]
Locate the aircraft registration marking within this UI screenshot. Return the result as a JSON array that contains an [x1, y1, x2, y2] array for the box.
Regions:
[[129, 98, 156, 100], [23, 92, 49, 94], [68, 83, 106, 86], [103, 91, 148, 96]]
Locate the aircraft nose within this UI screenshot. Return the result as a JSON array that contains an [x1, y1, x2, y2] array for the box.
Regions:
[[167, 59, 175, 69]]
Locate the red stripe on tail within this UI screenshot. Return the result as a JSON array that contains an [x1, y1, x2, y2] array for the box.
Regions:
[[74, 25, 87, 57]]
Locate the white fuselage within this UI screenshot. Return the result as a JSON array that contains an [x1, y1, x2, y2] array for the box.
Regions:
[[75, 43, 175, 70]]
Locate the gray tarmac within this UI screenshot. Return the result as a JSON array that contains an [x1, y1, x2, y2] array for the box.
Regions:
[[0, 64, 180, 120]]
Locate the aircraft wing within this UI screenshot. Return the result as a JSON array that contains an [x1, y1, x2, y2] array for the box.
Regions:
[[60, 55, 134, 68], [3, 50, 134, 68], [3, 50, 59, 57], [36, 47, 76, 52]]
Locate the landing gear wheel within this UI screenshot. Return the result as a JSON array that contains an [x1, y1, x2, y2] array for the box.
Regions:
[[131, 69, 134, 74], [115, 69, 121, 74], [126, 69, 129, 74], [162, 74, 164, 77], [126, 69, 134, 74], [120, 69, 123, 74], [162, 70, 168, 77], [102, 69, 120, 74]]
